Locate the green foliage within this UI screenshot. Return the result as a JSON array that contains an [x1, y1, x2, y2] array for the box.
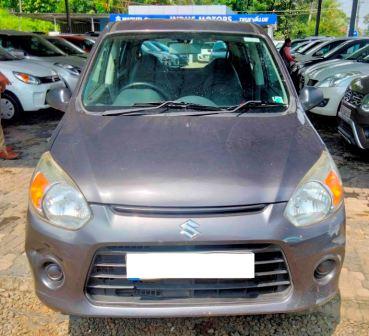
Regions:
[[0, 0, 18, 11], [0, 8, 55, 31], [57, 0, 108, 14], [21, 0, 58, 13]]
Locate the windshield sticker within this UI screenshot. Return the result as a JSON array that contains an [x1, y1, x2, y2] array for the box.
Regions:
[[272, 96, 284, 104], [243, 37, 261, 43]]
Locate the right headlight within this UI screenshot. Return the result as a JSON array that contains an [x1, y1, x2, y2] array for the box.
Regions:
[[54, 63, 81, 76], [13, 71, 41, 85], [29, 152, 91, 230], [284, 151, 343, 227], [361, 94, 369, 112], [318, 72, 361, 88]]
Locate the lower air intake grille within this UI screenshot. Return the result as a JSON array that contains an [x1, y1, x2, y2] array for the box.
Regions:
[[344, 89, 365, 106], [85, 245, 291, 304]]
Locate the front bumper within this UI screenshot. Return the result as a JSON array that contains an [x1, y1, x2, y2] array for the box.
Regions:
[[310, 86, 346, 116], [338, 101, 369, 149], [26, 203, 345, 317], [8, 80, 65, 112]]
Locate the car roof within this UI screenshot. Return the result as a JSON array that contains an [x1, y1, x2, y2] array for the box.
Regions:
[[107, 19, 266, 36], [0, 30, 35, 36], [60, 35, 97, 43]]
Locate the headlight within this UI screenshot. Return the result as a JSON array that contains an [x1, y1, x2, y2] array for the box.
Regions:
[[13, 72, 41, 85], [54, 63, 81, 76], [318, 72, 361, 88], [284, 151, 343, 227], [361, 94, 369, 112], [29, 152, 91, 230]]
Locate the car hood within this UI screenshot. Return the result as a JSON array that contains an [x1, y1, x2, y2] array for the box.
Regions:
[[50, 111, 324, 207], [0, 59, 55, 77], [26, 55, 86, 68], [304, 59, 345, 76], [309, 61, 369, 81]]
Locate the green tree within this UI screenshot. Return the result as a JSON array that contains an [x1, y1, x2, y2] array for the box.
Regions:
[[0, 0, 19, 12], [57, 0, 113, 14], [22, 0, 58, 13]]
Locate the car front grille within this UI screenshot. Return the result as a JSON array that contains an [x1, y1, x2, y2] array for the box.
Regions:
[[307, 79, 318, 86], [344, 89, 365, 106], [39, 75, 61, 84], [85, 244, 291, 304]]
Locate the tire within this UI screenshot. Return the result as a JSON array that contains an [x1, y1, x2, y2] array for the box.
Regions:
[[0, 91, 23, 121]]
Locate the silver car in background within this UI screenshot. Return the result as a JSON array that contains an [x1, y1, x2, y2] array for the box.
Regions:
[[0, 47, 64, 120], [0, 30, 85, 92]]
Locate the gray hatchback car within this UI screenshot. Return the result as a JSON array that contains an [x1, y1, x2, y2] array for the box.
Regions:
[[26, 20, 345, 317]]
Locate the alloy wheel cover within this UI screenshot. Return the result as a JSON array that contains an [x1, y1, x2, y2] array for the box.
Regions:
[[0, 98, 15, 119]]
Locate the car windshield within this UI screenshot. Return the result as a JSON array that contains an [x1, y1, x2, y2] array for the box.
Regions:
[[47, 38, 85, 56], [0, 47, 16, 61], [346, 45, 369, 61], [82, 33, 288, 113], [0, 35, 65, 57], [296, 41, 322, 54]]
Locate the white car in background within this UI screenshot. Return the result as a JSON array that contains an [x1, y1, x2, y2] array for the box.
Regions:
[[0, 30, 85, 92], [0, 47, 65, 121], [303, 45, 369, 116], [197, 42, 214, 62]]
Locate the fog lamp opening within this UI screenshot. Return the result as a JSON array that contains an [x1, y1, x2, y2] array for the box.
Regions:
[[41, 260, 64, 289], [314, 258, 337, 283], [45, 263, 64, 282]]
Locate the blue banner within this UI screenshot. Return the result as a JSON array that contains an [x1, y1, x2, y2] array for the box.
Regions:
[[109, 14, 277, 26]]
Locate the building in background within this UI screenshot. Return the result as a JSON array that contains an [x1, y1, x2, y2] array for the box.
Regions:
[[15, 5, 278, 37]]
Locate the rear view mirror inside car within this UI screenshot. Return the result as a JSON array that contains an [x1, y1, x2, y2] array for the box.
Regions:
[[168, 42, 201, 54]]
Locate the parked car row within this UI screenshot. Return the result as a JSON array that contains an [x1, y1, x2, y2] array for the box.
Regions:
[[0, 30, 95, 121], [289, 36, 369, 150]]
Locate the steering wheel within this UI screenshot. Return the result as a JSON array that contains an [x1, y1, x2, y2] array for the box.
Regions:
[[121, 82, 170, 101]]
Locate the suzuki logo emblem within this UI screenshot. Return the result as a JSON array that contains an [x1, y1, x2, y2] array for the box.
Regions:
[[180, 219, 201, 239]]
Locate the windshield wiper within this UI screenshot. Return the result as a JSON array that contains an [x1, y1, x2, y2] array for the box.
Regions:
[[101, 101, 225, 116], [227, 100, 288, 116]]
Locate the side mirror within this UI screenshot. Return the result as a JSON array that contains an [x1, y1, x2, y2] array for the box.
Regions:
[[299, 86, 324, 111], [46, 87, 71, 112]]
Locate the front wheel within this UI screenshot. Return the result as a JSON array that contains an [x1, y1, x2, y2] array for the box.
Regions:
[[1, 92, 23, 121]]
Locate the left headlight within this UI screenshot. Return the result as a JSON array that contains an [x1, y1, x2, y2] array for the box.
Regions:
[[318, 72, 361, 88], [54, 63, 81, 76], [361, 94, 369, 112], [13, 72, 41, 85], [29, 152, 92, 230], [284, 150, 343, 227]]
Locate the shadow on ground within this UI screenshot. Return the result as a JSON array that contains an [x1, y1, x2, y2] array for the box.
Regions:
[[1, 109, 63, 168], [68, 295, 341, 336]]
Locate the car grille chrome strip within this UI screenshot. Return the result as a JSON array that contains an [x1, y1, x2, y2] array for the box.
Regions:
[[110, 204, 268, 216], [85, 244, 291, 304], [39, 75, 61, 84]]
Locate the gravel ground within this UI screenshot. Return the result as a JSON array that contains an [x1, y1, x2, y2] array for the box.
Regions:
[[1, 111, 369, 335]]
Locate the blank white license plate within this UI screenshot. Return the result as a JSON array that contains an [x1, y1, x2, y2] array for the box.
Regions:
[[339, 105, 351, 120], [126, 252, 254, 280]]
